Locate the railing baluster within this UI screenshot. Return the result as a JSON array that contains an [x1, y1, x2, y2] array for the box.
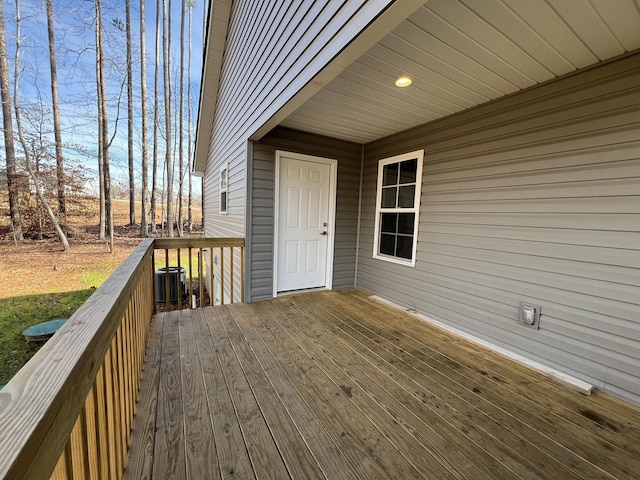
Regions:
[[94, 367, 109, 480], [151, 250, 156, 314], [164, 249, 171, 312], [51, 449, 68, 480], [63, 438, 73, 479], [188, 247, 193, 308], [76, 414, 89, 477], [104, 348, 119, 480], [177, 249, 182, 310], [123, 309, 133, 444], [199, 248, 204, 307], [221, 247, 225, 305], [241, 246, 245, 303], [230, 246, 235, 303], [84, 385, 99, 479], [115, 328, 126, 477], [209, 247, 214, 306]]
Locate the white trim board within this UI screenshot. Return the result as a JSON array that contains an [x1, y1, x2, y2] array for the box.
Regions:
[[370, 295, 595, 395]]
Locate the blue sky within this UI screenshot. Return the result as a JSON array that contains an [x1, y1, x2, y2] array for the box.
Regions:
[[2, 0, 207, 192]]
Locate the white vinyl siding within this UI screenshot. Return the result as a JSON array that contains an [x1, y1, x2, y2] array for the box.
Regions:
[[203, 0, 394, 239], [357, 53, 640, 406]]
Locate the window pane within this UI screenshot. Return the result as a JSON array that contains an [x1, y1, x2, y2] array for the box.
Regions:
[[396, 235, 413, 259], [221, 169, 228, 188], [397, 213, 415, 234], [379, 234, 395, 256], [382, 163, 398, 186], [381, 187, 397, 208], [399, 159, 417, 184], [380, 213, 397, 233], [398, 185, 415, 208], [221, 191, 227, 212]]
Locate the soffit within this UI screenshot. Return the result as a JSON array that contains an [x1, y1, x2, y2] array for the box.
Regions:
[[280, 0, 640, 144]]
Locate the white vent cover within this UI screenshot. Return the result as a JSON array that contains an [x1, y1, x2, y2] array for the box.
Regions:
[[519, 302, 541, 329]]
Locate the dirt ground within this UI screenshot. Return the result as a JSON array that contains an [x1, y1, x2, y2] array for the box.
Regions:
[[0, 196, 203, 298]]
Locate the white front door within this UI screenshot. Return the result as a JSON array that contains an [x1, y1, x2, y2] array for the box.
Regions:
[[275, 152, 336, 294]]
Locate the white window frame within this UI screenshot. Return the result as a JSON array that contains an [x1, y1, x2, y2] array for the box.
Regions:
[[372, 150, 424, 267], [219, 164, 228, 214]]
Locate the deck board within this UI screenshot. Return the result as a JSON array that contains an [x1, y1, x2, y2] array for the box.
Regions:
[[152, 311, 185, 479], [191, 308, 253, 480], [125, 290, 640, 480], [178, 309, 218, 479]]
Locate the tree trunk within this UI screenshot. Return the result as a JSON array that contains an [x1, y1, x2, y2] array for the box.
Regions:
[[177, 0, 186, 237], [139, 0, 149, 236], [163, 0, 174, 237], [0, 0, 23, 241], [95, 0, 113, 252], [150, 0, 161, 234], [14, 0, 69, 250], [45, 0, 66, 222], [187, 0, 193, 234], [14, 0, 68, 249], [96, 1, 105, 242], [126, 0, 135, 226]]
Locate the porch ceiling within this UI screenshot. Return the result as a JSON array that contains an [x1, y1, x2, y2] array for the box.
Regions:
[[280, 0, 640, 144]]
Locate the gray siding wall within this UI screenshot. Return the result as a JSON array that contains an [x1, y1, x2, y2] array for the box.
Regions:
[[250, 128, 361, 301], [203, 0, 392, 238], [357, 53, 640, 405]]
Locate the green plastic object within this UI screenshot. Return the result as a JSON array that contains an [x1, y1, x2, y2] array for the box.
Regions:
[[22, 318, 67, 342]]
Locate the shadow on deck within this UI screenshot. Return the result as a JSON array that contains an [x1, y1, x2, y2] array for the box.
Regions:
[[125, 289, 640, 480]]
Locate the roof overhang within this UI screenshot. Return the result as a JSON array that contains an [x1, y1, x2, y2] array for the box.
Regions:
[[193, 0, 232, 175], [194, 0, 640, 166], [278, 0, 640, 144]]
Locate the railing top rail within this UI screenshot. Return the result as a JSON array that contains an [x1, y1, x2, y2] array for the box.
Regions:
[[153, 237, 244, 249], [0, 238, 155, 479]]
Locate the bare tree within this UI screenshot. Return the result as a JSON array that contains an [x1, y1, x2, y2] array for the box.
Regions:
[[176, 0, 186, 237], [139, 0, 149, 236], [163, 0, 174, 237], [126, 0, 135, 226], [14, 0, 69, 250], [95, 0, 113, 251], [187, 0, 194, 233], [150, 0, 161, 234], [45, 0, 66, 222], [0, 0, 23, 241]]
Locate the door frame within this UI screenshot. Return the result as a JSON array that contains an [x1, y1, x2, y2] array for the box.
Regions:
[[273, 150, 338, 297]]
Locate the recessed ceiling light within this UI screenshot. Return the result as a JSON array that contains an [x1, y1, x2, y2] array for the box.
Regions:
[[395, 76, 412, 87]]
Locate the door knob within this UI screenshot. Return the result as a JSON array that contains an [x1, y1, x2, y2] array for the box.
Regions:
[[320, 231, 327, 236]]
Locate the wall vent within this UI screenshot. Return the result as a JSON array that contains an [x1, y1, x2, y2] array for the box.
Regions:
[[519, 302, 541, 329]]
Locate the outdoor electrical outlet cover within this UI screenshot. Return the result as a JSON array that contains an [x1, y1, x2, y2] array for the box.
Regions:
[[519, 302, 541, 329]]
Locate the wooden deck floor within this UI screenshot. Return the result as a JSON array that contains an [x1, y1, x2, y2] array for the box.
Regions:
[[124, 290, 640, 480]]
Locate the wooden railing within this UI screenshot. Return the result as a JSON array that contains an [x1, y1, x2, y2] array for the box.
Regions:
[[153, 237, 245, 309], [0, 237, 244, 479]]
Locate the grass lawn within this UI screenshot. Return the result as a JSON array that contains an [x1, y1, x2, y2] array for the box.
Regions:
[[0, 240, 142, 386], [0, 197, 204, 386], [0, 289, 95, 384]]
